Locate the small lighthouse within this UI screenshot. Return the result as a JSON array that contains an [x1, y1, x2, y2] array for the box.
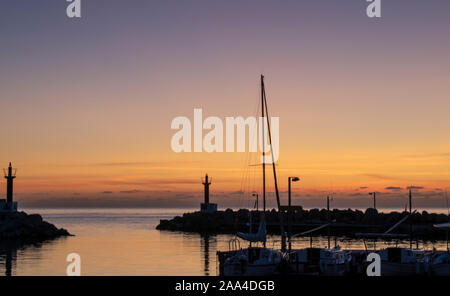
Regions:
[[1, 162, 18, 212], [200, 174, 217, 213]]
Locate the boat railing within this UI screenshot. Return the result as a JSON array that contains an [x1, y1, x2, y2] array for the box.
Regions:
[[228, 238, 240, 251]]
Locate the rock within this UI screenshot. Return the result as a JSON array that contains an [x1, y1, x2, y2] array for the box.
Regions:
[[0, 211, 72, 242], [224, 209, 234, 225], [155, 208, 450, 239]]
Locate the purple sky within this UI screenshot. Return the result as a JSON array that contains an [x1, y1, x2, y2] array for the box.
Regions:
[[1, 1, 450, 209]]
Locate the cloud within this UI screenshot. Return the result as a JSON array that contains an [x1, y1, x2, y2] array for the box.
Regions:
[[94, 162, 157, 167], [385, 186, 402, 190], [173, 193, 198, 200], [102, 191, 113, 194], [93, 160, 201, 167], [101, 178, 199, 186], [407, 186, 424, 190], [401, 153, 450, 159], [18, 187, 450, 209], [360, 174, 396, 180], [350, 193, 363, 197], [359, 186, 368, 189], [119, 189, 142, 194]]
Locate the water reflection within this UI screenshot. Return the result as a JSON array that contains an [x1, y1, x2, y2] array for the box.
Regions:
[[0, 208, 448, 276], [201, 234, 219, 276], [4, 249, 15, 276], [0, 243, 17, 276], [201, 234, 210, 275], [0, 237, 70, 277]]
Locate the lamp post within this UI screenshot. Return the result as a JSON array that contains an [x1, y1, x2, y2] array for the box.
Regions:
[[369, 192, 377, 210], [288, 177, 300, 207], [252, 193, 259, 211], [288, 176, 300, 251], [327, 195, 331, 249]]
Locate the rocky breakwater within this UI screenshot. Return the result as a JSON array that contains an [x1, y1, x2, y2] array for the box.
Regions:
[[0, 211, 71, 242], [157, 208, 450, 239]]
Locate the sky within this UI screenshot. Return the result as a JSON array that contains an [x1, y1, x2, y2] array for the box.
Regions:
[[1, 0, 450, 208]]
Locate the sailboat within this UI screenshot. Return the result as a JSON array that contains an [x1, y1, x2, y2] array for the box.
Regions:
[[287, 245, 352, 275], [424, 192, 450, 275], [218, 75, 354, 276], [217, 75, 287, 276], [236, 213, 267, 243], [287, 222, 352, 276], [422, 221, 450, 276], [356, 190, 429, 276], [282, 195, 352, 275], [377, 247, 427, 276], [221, 244, 283, 276]]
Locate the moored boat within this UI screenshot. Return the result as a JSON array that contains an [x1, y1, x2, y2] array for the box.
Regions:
[[217, 75, 286, 276], [427, 222, 450, 275], [377, 247, 427, 276], [221, 246, 283, 276], [429, 252, 450, 276], [287, 246, 351, 276]]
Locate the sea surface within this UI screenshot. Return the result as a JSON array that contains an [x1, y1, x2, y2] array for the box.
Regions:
[[0, 207, 449, 276]]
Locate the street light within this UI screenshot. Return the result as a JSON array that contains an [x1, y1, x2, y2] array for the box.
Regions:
[[369, 192, 377, 210], [252, 193, 259, 211], [288, 177, 300, 207], [288, 176, 300, 251]]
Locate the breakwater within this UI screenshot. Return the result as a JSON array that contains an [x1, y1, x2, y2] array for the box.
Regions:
[[0, 211, 72, 242], [157, 208, 450, 239]]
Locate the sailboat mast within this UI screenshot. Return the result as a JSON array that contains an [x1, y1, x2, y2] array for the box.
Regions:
[[261, 75, 266, 212], [262, 84, 281, 209], [261, 75, 286, 250]]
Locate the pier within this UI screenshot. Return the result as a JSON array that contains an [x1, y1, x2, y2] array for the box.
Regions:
[[157, 208, 450, 240]]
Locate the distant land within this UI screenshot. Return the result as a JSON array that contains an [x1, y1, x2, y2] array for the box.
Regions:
[[17, 194, 450, 210]]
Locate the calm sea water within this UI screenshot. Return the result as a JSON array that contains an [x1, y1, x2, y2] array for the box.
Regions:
[[0, 208, 448, 276]]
